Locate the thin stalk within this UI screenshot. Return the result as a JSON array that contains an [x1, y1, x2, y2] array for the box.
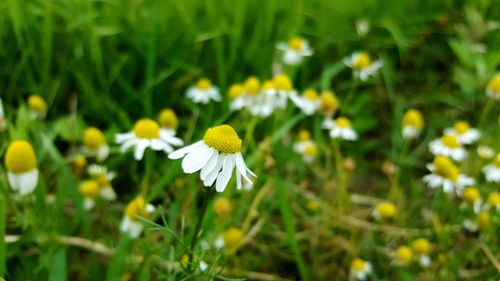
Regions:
[[141, 150, 154, 198], [188, 188, 213, 270]]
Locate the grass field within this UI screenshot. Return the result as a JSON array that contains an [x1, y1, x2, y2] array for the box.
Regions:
[[1, 0, 500, 280]]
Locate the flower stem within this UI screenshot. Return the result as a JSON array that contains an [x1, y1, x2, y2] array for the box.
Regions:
[[188, 188, 213, 270], [141, 150, 154, 198], [332, 138, 349, 212]]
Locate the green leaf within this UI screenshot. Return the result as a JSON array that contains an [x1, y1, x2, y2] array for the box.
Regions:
[[49, 248, 67, 281]]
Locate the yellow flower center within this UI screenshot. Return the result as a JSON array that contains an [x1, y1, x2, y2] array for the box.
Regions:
[[476, 211, 490, 230], [494, 154, 500, 167], [402, 109, 423, 129], [223, 227, 243, 249], [133, 119, 160, 139], [453, 121, 470, 134], [298, 130, 310, 141], [353, 52, 371, 70], [433, 156, 459, 181], [351, 259, 366, 271], [395, 246, 413, 264], [214, 197, 232, 218], [376, 202, 397, 219], [228, 84, 244, 99], [487, 192, 500, 206], [125, 197, 149, 220], [203, 125, 242, 154], [5, 140, 37, 173], [487, 74, 500, 92], [196, 78, 212, 90], [79, 180, 100, 198], [411, 238, 431, 255], [273, 74, 293, 92], [28, 95, 48, 113], [304, 144, 317, 156], [244, 76, 261, 96], [303, 89, 319, 100], [96, 174, 110, 188], [261, 80, 275, 91], [83, 127, 106, 149], [336, 117, 351, 128], [73, 154, 87, 170], [320, 91, 338, 114], [441, 134, 460, 148], [288, 37, 304, 51], [158, 108, 178, 130], [462, 187, 480, 204]]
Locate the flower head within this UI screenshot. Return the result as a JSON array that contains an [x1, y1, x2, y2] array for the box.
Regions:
[[28, 95, 48, 117], [486, 191, 500, 211], [116, 118, 183, 160], [393, 246, 413, 266], [168, 125, 255, 192], [4, 140, 39, 195], [402, 109, 424, 139], [482, 153, 500, 183], [486, 73, 500, 99], [444, 121, 479, 144], [423, 156, 475, 194], [120, 197, 155, 238], [319, 91, 339, 117], [276, 37, 313, 65], [477, 145, 494, 159], [372, 202, 397, 221], [461, 186, 482, 213], [88, 164, 117, 201], [322, 116, 358, 140], [290, 88, 321, 115], [214, 197, 232, 218], [411, 238, 432, 267], [350, 258, 372, 281], [223, 227, 243, 249], [158, 108, 178, 130], [228, 83, 247, 111], [187, 78, 221, 104], [79, 180, 100, 210], [344, 52, 383, 81], [82, 127, 109, 161], [428, 134, 467, 161]]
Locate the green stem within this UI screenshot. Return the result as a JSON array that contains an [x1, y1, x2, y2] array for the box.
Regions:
[[188, 188, 213, 270], [332, 138, 349, 212], [141, 150, 154, 198]]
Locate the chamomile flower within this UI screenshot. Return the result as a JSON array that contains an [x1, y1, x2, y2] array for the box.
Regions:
[[344, 52, 383, 81], [293, 130, 317, 163], [460, 187, 482, 214], [78, 180, 100, 210], [27, 95, 48, 118], [482, 153, 500, 183], [157, 108, 178, 131], [393, 246, 413, 266], [319, 91, 339, 118], [411, 238, 432, 267], [72, 154, 87, 176], [477, 145, 495, 159], [186, 78, 221, 104], [223, 227, 244, 249], [82, 127, 110, 161], [372, 202, 397, 221], [486, 73, 500, 99], [214, 197, 232, 218], [423, 156, 475, 194], [463, 211, 491, 232], [120, 197, 155, 238], [273, 74, 296, 109], [322, 116, 358, 141], [402, 109, 424, 139], [168, 125, 255, 192], [228, 83, 247, 111], [88, 164, 117, 201], [116, 118, 184, 161], [4, 140, 39, 195], [350, 258, 372, 281], [290, 88, 321, 115], [444, 121, 479, 144], [485, 192, 500, 211], [0, 98, 7, 131], [248, 80, 276, 117], [276, 37, 313, 65], [428, 134, 467, 161]]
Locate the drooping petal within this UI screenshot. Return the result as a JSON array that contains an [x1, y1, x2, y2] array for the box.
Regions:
[[182, 144, 214, 173], [168, 141, 203, 160]]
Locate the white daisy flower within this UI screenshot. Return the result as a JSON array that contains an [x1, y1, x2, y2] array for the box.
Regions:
[[78, 180, 100, 210], [27, 95, 48, 119], [371, 202, 397, 221], [276, 37, 313, 65], [444, 121, 480, 145], [485, 192, 500, 211], [401, 109, 424, 139], [460, 187, 482, 214], [319, 91, 339, 118], [157, 108, 179, 131], [411, 239, 432, 268], [273, 74, 296, 109], [116, 119, 184, 161], [486, 73, 500, 100], [88, 164, 117, 201], [428, 134, 467, 161], [462, 212, 490, 232], [482, 154, 500, 183], [392, 246, 413, 266], [350, 258, 372, 281], [228, 83, 248, 111], [423, 156, 475, 194], [199, 261, 208, 272], [322, 117, 358, 141], [82, 127, 110, 162], [186, 78, 221, 104], [290, 88, 321, 115], [168, 125, 256, 192], [247, 80, 277, 118], [4, 140, 39, 196], [120, 197, 155, 239], [477, 145, 495, 159], [344, 52, 383, 81]]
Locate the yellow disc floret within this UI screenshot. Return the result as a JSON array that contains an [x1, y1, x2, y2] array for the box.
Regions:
[[395, 246, 413, 264], [476, 211, 490, 230], [203, 125, 242, 154], [298, 130, 310, 141], [28, 95, 48, 114], [223, 227, 243, 249], [303, 88, 319, 100], [125, 197, 149, 220], [79, 180, 100, 199], [320, 91, 338, 116], [376, 202, 397, 220], [336, 117, 352, 128], [288, 37, 304, 51], [353, 52, 371, 70], [133, 119, 160, 139], [441, 134, 460, 148], [228, 84, 244, 99], [462, 187, 480, 204], [5, 140, 37, 173], [158, 108, 178, 130], [273, 74, 293, 92], [196, 78, 212, 90], [411, 238, 431, 255], [402, 109, 424, 129], [244, 76, 260, 96], [214, 197, 232, 218], [487, 192, 500, 207], [487, 74, 500, 93], [453, 121, 470, 134], [433, 156, 459, 181], [351, 258, 366, 271], [304, 144, 317, 156], [83, 127, 106, 149], [261, 80, 275, 91]]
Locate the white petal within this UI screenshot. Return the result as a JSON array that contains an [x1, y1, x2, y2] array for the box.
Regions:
[[97, 145, 109, 161], [168, 141, 203, 160], [17, 169, 39, 195], [182, 144, 215, 173], [203, 154, 226, 186], [120, 139, 139, 153], [200, 150, 220, 180], [134, 139, 150, 160], [216, 154, 236, 192], [150, 139, 165, 150], [115, 132, 134, 143]]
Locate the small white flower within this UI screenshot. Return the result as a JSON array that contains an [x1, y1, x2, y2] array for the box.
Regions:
[[290, 89, 321, 115], [322, 117, 358, 141], [88, 164, 117, 201], [356, 19, 370, 36], [293, 140, 317, 163], [482, 154, 500, 183], [428, 134, 467, 161], [116, 119, 184, 161], [401, 109, 424, 139], [276, 37, 313, 65], [168, 125, 256, 192], [423, 156, 475, 194], [120, 197, 155, 239], [418, 255, 432, 268], [82, 127, 110, 162], [486, 73, 500, 100], [443, 121, 480, 145], [344, 52, 383, 81], [199, 261, 208, 272], [186, 78, 221, 104], [477, 145, 495, 159], [350, 259, 372, 281], [5, 141, 39, 196]]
